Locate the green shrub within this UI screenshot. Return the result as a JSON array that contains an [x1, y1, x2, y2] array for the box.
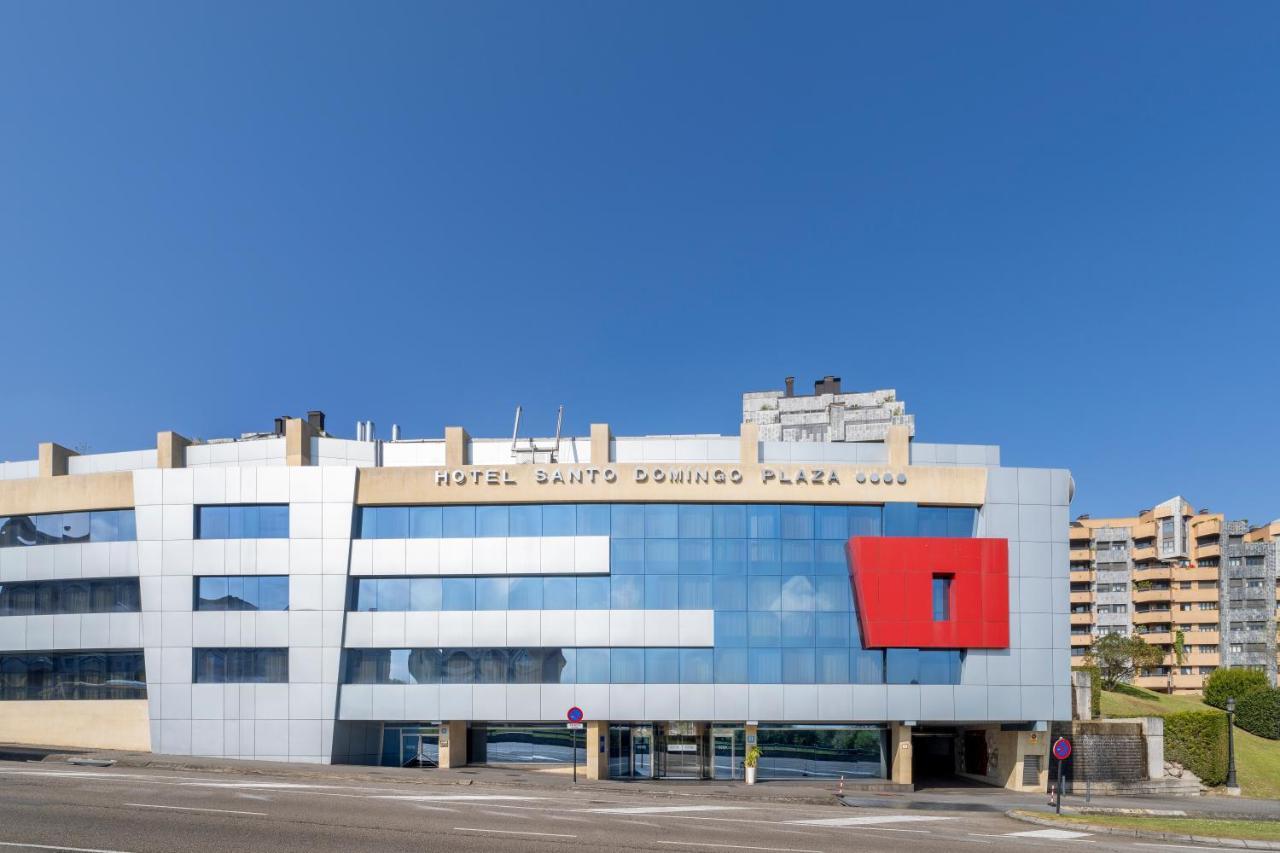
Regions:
[[1203, 668, 1269, 710], [1235, 688, 1280, 740], [1165, 710, 1228, 786], [1072, 665, 1102, 718]]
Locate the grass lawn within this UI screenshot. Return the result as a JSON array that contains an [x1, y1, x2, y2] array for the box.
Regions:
[[1015, 811, 1280, 842], [1100, 684, 1280, 800]]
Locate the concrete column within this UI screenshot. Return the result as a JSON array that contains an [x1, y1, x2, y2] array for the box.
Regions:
[[444, 427, 470, 467], [586, 720, 608, 780], [739, 422, 759, 465], [439, 721, 467, 768], [1142, 716, 1165, 780], [590, 423, 612, 466], [890, 723, 913, 786], [156, 431, 191, 469], [1071, 669, 1094, 721], [38, 442, 77, 477], [886, 424, 910, 468], [285, 419, 315, 467]]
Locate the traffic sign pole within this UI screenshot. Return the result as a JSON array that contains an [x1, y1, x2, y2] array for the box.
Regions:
[[1051, 738, 1072, 814], [566, 707, 584, 784]]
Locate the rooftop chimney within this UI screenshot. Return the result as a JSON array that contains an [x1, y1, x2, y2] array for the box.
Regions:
[[814, 375, 842, 395], [784, 376, 795, 397], [307, 410, 326, 434], [273, 416, 286, 436]]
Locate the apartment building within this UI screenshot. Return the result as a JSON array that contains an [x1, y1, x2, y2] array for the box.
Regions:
[[1069, 497, 1279, 692]]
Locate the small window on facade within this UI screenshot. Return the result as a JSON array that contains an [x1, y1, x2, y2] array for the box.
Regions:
[[931, 574, 953, 621]]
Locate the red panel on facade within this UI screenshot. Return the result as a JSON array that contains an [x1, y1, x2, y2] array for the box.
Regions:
[[845, 536, 1009, 649]]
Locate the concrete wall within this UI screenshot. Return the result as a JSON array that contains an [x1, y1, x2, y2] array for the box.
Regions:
[[0, 700, 151, 751]]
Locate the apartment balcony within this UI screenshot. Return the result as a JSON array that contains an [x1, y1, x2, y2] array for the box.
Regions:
[[1194, 544, 1221, 562], [1133, 566, 1172, 583], [1193, 518, 1222, 539], [1177, 565, 1220, 582], [1133, 608, 1172, 624], [1070, 591, 1095, 604], [1174, 610, 1222, 625], [1069, 527, 1092, 544], [1132, 520, 1157, 540], [1137, 673, 1208, 692], [1070, 548, 1093, 562], [1171, 587, 1219, 603], [1136, 631, 1173, 645], [1071, 612, 1094, 626], [1134, 587, 1173, 604], [1183, 630, 1220, 644], [1070, 569, 1095, 583], [1070, 633, 1093, 647], [1131, 545, 1158, 562]]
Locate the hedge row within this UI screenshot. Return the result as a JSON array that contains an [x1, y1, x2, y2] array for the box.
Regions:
[[1072, 665, 1101, 719], [1236, 688, 1280, 740], [1203, 668, 1269, 710], [1165, 710, 1228, 787]]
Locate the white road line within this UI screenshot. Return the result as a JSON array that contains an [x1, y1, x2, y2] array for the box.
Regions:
[[590, 805, 752, 815], [856, 828, 932, 834], [655, 842, 825, 853], [123, 803, 267, 817], [0, 843, 138, 853], [1004, 829, 1094, 840], [370, 794, 544, 802], [453, 828, 577, 838], [786, 815, 954, 827], [1133, 845, 1243, 851]]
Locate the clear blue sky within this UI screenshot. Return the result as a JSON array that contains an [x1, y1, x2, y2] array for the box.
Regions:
[[2, 3, 1277, 524]]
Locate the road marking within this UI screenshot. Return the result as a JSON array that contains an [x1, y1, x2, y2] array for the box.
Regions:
[[590, 805, 752, 815], [370, 794, 544, 802], [1134, 846, 1243, 851], [0, 843, 138, 853], [1003, 829, 1093, 840], [453, 828, 577, 838], [124, 803, 268, 817], [655, 842, 825, 853], [786, 815, 953, 827]]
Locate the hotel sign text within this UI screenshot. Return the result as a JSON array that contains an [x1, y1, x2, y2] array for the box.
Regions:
[[433, 466, 853, 487]]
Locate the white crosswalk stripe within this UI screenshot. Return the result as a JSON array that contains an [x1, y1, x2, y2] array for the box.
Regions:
[[786, 815, 955, 827], [1003, 829, 1094, 840], [588, 805, 752, 815]]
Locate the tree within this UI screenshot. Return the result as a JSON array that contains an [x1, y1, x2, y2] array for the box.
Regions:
[[1089, 632, 1165, 690]]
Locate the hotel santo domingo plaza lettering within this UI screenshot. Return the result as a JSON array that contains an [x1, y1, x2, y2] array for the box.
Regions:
[[432, 466, 864, 486]]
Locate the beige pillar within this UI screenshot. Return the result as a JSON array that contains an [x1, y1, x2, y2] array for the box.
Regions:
[[285, 418, 315, 467], [439, 721, 467, 768], [586, 720, 608, 780], [739, 422, 759, 465], [886, 424, 910, 468], [444, 427, 470, 467], [890, 723, 913, 786], [156, 431, 191, 469], [590, 423, 612, 466], [38, 442, 77, 477]]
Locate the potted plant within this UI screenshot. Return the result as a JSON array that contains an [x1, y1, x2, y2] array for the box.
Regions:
[[744, 746, 762, 785]]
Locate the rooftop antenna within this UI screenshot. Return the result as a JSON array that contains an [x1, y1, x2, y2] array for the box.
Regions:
[[510, 406, 523, 456]]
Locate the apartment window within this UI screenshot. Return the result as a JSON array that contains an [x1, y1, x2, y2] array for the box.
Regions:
[[1229, 644, 1243, 653], [194, 577, 289, 611], [1198, 581, 1218, 589], [0, 651, 146, 700], [195, 505, 289, 539], [1227, 558, 1243, 567], [1197, 645, 1217, 654], [1179, 581, 1192, 590], [192, 648, 289, 683], [931, 575, 953, 621], [1179, 604, 1192, 612], [0, 578, 140, 616], [1199, 602, 1218, 611], [1199, 666, 1217, 675], [1245, 556, 1264, 567], [0, 510, 137, 548]]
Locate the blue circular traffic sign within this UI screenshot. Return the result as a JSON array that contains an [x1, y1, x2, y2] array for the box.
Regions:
[[567, 706, 584, 723], [1052, 737, 1072, 760]]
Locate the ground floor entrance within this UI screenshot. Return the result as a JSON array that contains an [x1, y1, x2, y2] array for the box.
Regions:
[[380, 725, 439, 768]]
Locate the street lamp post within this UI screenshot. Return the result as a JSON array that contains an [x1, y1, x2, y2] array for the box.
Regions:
[[1225, 696, 1239, 795]]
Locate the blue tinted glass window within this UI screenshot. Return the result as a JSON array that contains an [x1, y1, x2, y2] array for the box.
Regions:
[[678, 505, 713, 538], [507, 505, 541, 537], [748, 611, 781, 645], [442, 650, 475, 683], [678, 575, 712, 609], [816, 577, 850, 612], [919, 650, 960, 683], [714, 611, 748, 647], [410, 578, 442, 610], [782, 648, 815, 683], [543, 577, 576, 609], [199, 506, 229, 539], [781, 612, 816, 647], [508, 578, 543, 610], [197, 577, 228, 610], [917, 507, 949, 537], [258, 577, 290, 611], [715, 648, 748, 682], [814, 540, 847, 576], [713, 505, 747, 538], [610, 576, 644, 609], [376, 507, 409, 539], [644, 505, 678, 538], [644, 575, 678, 609], [89, 511, 119, 542], [852, 649, 885, 684], [780, 505, 814, 539], [713, 576, 747, 610], [645, 648, 679, 682], [849, 506, 882, 537], [576, 504, 610, 536], [747, 540, 781, 575], [816, 612, 852, 646], [474, 577, 508, 610], [442, 506, 475, 537], [355, 579, 377, 611], [541, 505, 576, 536], [644, 539, 678, 574], [678, 539, 712, 574], [781, 574, 816, 610], [748, 648, 781, 683], [780, 540, 814, 574], [193, 648, 288, 683], [442, 578, 475, 610], [61, 512, 89, 543], [949, 508, 976, 537], [575, 577, 608, 609], [713, 539, 746, 575], [932, 576, 952, 621], [883, 503, 917, 537], [258, 505, 289, 538], [611, 539, 644, 574], [229, 505, 255, 538], [474, 506, 508, 537], [748, 577, 781, 611], [814, 507, 848, 540], [680, 649, 714, 683], [611, 648, 644, 683], [577, 648, 609, 682], [886, 648, 920, 685], [116, 510, 137, 541], [409, 507, 442, 538], [747, 505, 780, 538], [379, 579, 411, 611], [611, 505, 644, 538], [816, 648, 849, 683]]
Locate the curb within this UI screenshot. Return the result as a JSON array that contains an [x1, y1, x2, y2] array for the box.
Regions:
[[1006, 810, 1280, 850]]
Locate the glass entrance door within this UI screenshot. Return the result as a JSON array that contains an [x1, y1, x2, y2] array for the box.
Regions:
[[609, 724, 654, 779], [657, 722, 706, 779], [382, 725, 439, 768], [711, 727, 744, 780]]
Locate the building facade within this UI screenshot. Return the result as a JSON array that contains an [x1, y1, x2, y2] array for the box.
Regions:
[[742, 375, 914, 444], [1069, 498, 1279, 692], [0, 409, 1071, 789]]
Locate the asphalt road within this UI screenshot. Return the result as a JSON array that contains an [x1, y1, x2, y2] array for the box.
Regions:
[[0, 760, 1247, 853]]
